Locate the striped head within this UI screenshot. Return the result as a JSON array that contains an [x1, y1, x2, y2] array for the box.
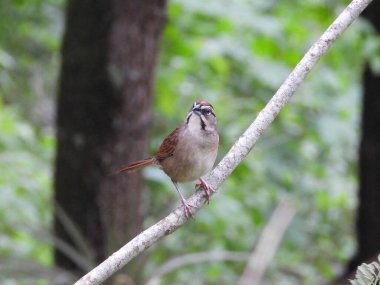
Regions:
[[185, 101, 217, 132]]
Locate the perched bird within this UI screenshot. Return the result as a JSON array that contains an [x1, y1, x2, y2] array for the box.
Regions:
[[117, 100, 219, 218]]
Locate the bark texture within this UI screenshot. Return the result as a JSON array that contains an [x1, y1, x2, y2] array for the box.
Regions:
[[54, 0, 167, 277]]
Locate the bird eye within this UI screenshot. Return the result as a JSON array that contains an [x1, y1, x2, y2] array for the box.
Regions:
[[202, 109, 211, 115]]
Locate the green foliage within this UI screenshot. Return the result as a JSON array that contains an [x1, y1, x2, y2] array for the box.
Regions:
[[0, 1, 61, 284], [0, 100, 54, 284], [0, 0, 63, 125], [350, 255, 380, 285]]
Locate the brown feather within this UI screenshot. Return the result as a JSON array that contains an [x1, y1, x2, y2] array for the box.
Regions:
[[116, 157, 156, 174], [156, 127, 179, 161]]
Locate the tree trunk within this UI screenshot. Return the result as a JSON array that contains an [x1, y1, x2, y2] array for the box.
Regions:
[[330, 5, 380, 285], [54, 0, 167, 279], [350, 1, 380, 270], [328, 4, 380, 283]]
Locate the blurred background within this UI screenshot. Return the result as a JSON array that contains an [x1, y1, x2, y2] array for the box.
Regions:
[[1, 0, 380, 284]]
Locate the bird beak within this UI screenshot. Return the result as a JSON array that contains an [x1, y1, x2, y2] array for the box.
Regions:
[[191, 104, 202, 116], [192, 108, 201, 117]]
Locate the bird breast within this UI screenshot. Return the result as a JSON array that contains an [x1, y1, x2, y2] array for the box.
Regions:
[[160, 124, 219, 183]]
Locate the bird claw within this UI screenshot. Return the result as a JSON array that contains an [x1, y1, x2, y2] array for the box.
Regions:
[[181, 199, 195, 219], [195, 178, 216, 204]]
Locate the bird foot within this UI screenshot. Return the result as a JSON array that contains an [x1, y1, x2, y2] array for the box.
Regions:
[[180, 199, 195, 219], [195, 178, 216, 204]]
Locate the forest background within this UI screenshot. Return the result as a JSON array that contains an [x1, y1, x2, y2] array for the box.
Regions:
[[1, 0, 380, 284]]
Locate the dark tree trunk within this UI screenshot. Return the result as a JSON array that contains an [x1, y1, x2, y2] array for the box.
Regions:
[[350, 2, 380, 271], [324, 4, 380, 285], [54, 0, 167, 279], [330, 4, 380, 285]]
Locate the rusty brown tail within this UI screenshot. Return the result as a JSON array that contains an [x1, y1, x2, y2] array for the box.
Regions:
[[115, 157, 156, 174]]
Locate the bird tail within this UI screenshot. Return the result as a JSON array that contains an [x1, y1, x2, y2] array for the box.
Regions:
[[114, 157, 156, 175]]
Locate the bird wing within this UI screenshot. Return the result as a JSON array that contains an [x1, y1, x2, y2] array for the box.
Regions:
[[156, 127, 179, 161]]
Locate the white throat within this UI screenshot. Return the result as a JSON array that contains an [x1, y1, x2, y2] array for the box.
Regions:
[[187, 113, 202, 133], [186, 112, 216, 134]]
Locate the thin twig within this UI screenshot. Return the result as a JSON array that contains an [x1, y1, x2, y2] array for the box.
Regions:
[[237, 198, 296, 285], [144, 251, 249, 285], [74, 1, 372, 284], [54, 202, 96, 267], [0, 258, 75, 284]]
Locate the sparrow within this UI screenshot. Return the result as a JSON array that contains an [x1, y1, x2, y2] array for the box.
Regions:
[[117, 100, 219, 218]]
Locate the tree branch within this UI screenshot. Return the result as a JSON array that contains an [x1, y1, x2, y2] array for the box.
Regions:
[[144, 251, 249, 285], [74, 0, 372, 284], [237, 198, 296, 285]]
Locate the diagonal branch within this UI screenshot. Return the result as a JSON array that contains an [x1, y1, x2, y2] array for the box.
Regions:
[[74, 0, 372, 284]]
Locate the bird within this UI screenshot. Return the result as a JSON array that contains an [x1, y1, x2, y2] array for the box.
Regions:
[[117, 100, 219, 218]]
